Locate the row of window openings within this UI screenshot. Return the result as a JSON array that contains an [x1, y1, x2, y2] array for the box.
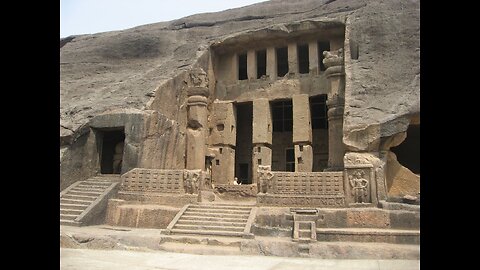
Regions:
[[238, 41, 331, 80], [272, 95, 328, 132], [217, 150, 295, 172]]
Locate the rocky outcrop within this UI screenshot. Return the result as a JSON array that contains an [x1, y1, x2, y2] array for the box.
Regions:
[[61, 0, 419, 150]]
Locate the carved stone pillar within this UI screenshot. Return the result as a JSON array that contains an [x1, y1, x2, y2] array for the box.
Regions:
[[323, 49, 345, 171], [186, 68, 209, 170], [292, 94, 313, 172], [252, 98, 272, 183]]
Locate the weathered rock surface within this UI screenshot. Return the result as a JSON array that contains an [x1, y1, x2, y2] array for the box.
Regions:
[[60, 0, 420, 153]]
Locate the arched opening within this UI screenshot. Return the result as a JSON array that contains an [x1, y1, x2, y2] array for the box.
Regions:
[[391, 119, 420, 174], [386, 115, 420, 197]]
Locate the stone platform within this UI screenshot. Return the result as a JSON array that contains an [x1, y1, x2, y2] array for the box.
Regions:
[[60, 225, 419, 259]]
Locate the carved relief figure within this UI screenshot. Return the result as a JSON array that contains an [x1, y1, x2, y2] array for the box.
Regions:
[[184, 170, 200, 194], [257, 165, 274, 193], [189, 68, 208, 88], [349, 170, 369, 203]]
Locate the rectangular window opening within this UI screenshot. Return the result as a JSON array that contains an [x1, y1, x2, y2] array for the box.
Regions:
[[276, 47, 288, 77], [318, 41, 330, 72], [271, 100, 293, 132], [298, 44, 309, 74], [238, 53, 248, 80], [310, 95, 328, 130], [256, 50, 267, 79]]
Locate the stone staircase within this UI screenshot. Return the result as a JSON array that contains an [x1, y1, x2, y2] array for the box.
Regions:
[[164, 204, 257, 238], [60, 174, 120, 226]]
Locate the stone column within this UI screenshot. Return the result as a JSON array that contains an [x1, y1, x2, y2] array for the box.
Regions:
[[288, 42, 298, 75], [186, 68, 209, 170], [209, 101, 236, 185], [292, 94, 313, 172], [266, 47, 277, 80], [308, 41, 319, 75], [247, 49, 256, 80], [252, 98, 272, 183], [323, 49, 345, 171], [231, 53, 239, 81]]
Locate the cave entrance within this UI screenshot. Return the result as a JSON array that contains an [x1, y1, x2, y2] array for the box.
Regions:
[[234, 102, 253, 184], [99, 128, 125, 174], [391, 122, 420, 174]]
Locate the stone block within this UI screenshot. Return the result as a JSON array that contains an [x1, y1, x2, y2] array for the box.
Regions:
[[292, 94, 312, 144], [209, 101, 236, 146], [210, 146, 235, 185], [252, 98, 272, 145], [294, 144, 313, 172]]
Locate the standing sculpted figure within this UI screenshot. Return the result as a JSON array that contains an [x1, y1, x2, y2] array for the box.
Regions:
[[349, 170, 369, 203], [257, 165, 274, 193]]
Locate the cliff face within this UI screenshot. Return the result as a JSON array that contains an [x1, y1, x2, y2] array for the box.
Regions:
[[60, 0, 419, 150]]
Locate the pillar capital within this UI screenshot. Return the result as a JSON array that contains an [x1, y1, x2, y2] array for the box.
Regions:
[[187, 95, 208, 106], [323, 49, 344, 79]]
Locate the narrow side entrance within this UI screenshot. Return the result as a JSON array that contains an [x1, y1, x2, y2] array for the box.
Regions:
[[99, 129, 125, 174], [234, 102, 253, 184]]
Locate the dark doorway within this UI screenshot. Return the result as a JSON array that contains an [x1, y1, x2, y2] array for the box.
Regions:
[[310, 95, 329, 171], [271, 99, 294, 171], [100, 129, 125, 174], [235, 102, 253, 184], [391, 124, 420, 174]]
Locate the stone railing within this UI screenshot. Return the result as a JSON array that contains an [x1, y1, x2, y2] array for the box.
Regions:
[[120, 168, 186, 194], [269, 171, 344, 196], [120, 168, 210, 195], [257, 170, 346, 207]]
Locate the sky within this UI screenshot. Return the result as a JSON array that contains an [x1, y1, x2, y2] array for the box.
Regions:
[[60, 0, 269, 38]]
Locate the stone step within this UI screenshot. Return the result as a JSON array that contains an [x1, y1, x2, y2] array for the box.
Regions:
[[176, 220, 246, 228], [316, 228, 420, 245], [77, 184, 110, 190], [68, 190, 104, 196], [60, 219, 81, 226], [190, 204, 252, 211], [60, 214, 78, 220], [60, 208, 84, 215], [185, 208, 251, 215], [71, 186, 106, 192], [80, 181, 112, 187], [62, 194, 98, 200], [158, 242, 241, 255], [180, 215, 248, 223], [182, 211, 250, 219], [60, 198, 92, 205], [170, 229, 244, 237], [59, 203, 89, 210], [173, 224, 245, 232]]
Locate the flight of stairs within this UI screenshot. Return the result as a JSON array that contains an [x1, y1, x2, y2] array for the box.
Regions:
[[60, 175, 120, 226], [165, 204, 256, 238]]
